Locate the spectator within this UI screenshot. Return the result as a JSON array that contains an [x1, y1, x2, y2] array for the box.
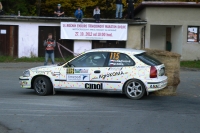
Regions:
[[93, 6, 100, 23], [74, 7, 83, 22], [54, 4, 64, 17], [0, 2, 4, 15], [44, 33, 56, 65], [116, 0, 123, 19], [126, 0, 135, 19]]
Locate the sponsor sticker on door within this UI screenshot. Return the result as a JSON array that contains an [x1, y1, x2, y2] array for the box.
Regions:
[[85, 83, 103, 90], [67, 75, 90, 81], [74, 69, 88, 74]]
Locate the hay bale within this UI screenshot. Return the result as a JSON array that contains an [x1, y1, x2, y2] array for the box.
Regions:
[[144, 48, 181, 96]]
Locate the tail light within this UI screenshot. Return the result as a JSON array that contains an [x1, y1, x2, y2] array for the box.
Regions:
[[150, 66, 157, 78]]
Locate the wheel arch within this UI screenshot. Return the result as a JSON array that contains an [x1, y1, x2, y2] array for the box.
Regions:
[[31, 75, 53, 89], [122, 78, 148, 95]]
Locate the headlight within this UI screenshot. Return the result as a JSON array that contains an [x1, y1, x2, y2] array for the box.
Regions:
[[23, 70, 30, 77]]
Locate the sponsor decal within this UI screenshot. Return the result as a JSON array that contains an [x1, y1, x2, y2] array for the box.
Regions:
[[51, 72, 60, 76], [110, 52, 120, 60], [91, 76, 98, 80], [74, 69, 88, 73], [110, 60, 131, 63], [150, 84, 159, 88], [67, 75, 90, 81], [108, 67, 123, 71], [67, 68, 74, 74], [109, 60, 131, 66], [35, 70, 51, 74], [85, 83, 103, 90], [99, 71, 125, 79], [109, 62, 123, 66], [36, 71, 45, 74]]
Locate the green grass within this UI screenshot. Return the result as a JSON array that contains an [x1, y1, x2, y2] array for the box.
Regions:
[[0, 56, 74, 63], [180, 60, 200, 69]]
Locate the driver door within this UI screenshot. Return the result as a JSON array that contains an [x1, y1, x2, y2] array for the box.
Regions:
[[58, 52, 109, 90]]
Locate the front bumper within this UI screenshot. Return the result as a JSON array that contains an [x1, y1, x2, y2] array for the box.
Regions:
[[19, 76, 32, 88], [145, 76, 168, 92]]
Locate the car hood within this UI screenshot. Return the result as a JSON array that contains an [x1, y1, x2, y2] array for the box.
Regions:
[[29, 64, 59, 71]]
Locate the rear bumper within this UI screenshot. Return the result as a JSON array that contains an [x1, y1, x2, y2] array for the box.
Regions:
[[19, 76, 31, 89], [145, 76, 168, 92]]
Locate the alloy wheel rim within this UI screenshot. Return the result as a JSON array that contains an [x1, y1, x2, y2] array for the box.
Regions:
[[35, 79, 46, 94], [127, 81, 143, 97]]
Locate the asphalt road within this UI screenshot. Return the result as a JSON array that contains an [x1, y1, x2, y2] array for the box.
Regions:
[[0, 63, 200, 133]]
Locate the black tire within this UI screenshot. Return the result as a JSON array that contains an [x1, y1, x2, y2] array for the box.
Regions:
[[33, 76, 53, 96], [124, 79, 145, 100]]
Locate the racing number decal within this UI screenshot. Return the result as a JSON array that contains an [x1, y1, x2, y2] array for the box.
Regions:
[[110, 52, 120, 60], [66, 68, 74, 74]]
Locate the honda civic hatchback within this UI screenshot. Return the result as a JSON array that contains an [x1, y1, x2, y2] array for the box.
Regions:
[[19, 48, 167, 100]]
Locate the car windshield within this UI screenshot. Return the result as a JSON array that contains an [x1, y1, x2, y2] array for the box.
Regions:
[[135, 53, 162, 66]]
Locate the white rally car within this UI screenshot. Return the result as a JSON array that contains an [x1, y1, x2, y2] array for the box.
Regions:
[[19, 48, 167, 100]]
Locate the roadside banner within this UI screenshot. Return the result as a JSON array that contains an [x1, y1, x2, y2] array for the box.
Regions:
[[61, 22, 128, 40]]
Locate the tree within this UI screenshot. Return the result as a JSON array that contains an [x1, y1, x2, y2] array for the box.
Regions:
[[39, 0, 129, 18], [1, 0, 37, 16], [40, 0, 98, 17], [1, 0, 200, 17]]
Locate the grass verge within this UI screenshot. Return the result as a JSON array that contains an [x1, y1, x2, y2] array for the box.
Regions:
[[180, 60, 200, 69], [0, 56, 73, 63]]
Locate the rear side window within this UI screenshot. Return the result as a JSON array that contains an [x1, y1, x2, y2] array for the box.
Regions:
[[135, 53, 162, 66], [108, 52, 135, 67]]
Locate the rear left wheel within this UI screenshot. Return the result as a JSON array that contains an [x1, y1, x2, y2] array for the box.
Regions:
[[33, 76, 53, 96], [124, 79, 145, 100]]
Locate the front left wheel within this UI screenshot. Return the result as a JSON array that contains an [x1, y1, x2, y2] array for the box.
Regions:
[[33, 76, 53, 96]]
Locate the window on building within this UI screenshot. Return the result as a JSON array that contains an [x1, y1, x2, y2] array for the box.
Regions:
[[187, 27, 198, 42]]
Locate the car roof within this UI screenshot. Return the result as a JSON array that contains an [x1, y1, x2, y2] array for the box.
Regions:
[[85, 48, 145, 55]]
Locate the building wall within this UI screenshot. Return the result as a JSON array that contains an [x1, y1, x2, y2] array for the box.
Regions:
[[126, 25, 145, 49], [171, 26, 183, 55], [150, 25, 166, 50], [136, 7, 200, 60], [0, 21, 59, 57], [135, 8, 146, 20], [0, 20, 145, 58], [182, 25, 200, 60], [149, 25, 183, 55]]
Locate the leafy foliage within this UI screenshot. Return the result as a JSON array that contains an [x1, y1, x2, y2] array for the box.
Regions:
[[1, 0, 37, 15], [0, 0, 199, 17], [0, 0, 128, 17], [40, 0, 127, 18]]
